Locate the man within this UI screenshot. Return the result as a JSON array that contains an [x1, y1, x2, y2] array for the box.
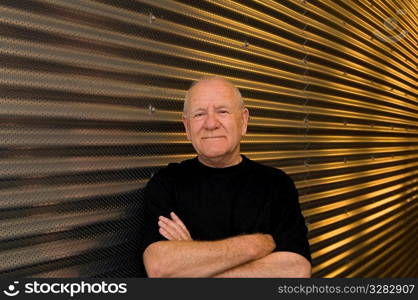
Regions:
[[140, 76, 311, 277]]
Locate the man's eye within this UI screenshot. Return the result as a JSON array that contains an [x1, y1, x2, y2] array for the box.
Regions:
[[193, 113, 205, 117], [219, 110, 229, 114]]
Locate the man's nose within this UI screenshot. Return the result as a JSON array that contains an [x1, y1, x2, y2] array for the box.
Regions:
[[204, 112, 220, 130]]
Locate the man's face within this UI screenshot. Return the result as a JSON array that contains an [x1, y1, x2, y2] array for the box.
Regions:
[[182, 78, 249, 165]]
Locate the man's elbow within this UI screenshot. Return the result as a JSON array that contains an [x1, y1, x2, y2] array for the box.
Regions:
[[294, 260, 311, 278], [143, 242, 173, 278], [145, 264, 166, 278]]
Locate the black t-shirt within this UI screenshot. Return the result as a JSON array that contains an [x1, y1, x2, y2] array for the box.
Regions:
[[140, 155, 311, 266]]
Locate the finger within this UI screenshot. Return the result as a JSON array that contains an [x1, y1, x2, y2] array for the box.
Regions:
[[159, 217, 187, 240], [158, 219, 182, 240], [159, 217, 185, 240], [159, 227, 175, 240], [159, 216, 189, 240], [170, 212, 192, 239], [170, 212, 188, 231]]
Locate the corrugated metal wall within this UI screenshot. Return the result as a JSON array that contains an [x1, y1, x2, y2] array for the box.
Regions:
[[0, 0, 417, 277]]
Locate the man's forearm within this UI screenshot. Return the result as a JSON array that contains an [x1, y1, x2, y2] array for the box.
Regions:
[[143, 233, 274, 277], [212, 251, 311, 278]]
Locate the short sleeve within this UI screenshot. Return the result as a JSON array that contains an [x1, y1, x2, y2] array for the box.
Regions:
[[270, 171, 311, 263], [139, 170, 175, 254]]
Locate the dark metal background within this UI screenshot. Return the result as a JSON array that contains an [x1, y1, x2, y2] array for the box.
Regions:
[[0, 0, 417, 277]]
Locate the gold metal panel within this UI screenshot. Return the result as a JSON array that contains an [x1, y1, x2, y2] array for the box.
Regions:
[[0, 0, 416, 277]]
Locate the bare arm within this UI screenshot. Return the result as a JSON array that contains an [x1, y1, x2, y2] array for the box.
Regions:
[[212, 251, 311, 278], [143, 212, 275, 277], [143, 233, 275, 277]]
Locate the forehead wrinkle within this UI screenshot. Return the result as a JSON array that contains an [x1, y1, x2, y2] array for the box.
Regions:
[[184, 76, 243, 115], [190, 103, 233, 112]]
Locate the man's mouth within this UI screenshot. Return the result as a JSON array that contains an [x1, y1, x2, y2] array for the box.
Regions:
[[202, 136, 225, 139]]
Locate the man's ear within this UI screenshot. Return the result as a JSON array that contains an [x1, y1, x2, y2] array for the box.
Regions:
[[182, 115, 192, 141], [241, 108, 249, 135]]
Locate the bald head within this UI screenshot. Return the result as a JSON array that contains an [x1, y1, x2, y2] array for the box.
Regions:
[[183, 76, 244, 116]]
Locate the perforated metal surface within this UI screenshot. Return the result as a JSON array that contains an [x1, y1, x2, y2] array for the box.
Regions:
[[0, 0, 417, 277]]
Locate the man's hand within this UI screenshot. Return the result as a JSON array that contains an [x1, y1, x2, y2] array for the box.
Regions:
[[158, 212, 192, 241]]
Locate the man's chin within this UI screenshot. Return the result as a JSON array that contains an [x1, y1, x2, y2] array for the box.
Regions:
[[200, 152, 227, 159]]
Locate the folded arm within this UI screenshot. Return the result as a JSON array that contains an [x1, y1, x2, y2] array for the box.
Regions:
[[143, 233, 275, 278], [212, 251, 311, 278], [143, 212, 275, 277]]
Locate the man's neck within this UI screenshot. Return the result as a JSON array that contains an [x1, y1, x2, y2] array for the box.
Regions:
[[197, 153, 243, 168]]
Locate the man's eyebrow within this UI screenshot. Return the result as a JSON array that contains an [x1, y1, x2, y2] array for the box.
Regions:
[[215, 105, 230, 109], [191, 108, 206, 113]]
